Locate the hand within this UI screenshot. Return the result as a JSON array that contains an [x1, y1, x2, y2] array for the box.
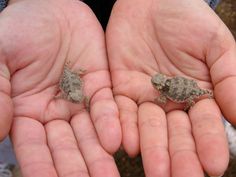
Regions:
[[106, 0, 235, 176], [0, 0, 121, 176]]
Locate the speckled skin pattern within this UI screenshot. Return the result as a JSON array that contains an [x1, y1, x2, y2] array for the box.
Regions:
[[151, 73, 213, 110], [59, 65, 89, 108]]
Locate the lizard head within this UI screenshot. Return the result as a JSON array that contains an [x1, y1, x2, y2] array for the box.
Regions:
[[151, 73, 167, 90], [69, 90, 85, 103]]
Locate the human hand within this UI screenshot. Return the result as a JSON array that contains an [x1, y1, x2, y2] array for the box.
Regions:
[[0, 0, 121, 176], [106, 0, 236, 176]]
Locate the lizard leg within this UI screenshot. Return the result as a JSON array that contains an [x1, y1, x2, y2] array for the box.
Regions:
[[55, 92, 67, 100], [77, 69, 86, 75], [84, 96, 90, 112], [204, 89, 214, 99], [155, 93, 167, 104], [184, 97, 196, 111], [65, 60, 86, 75]]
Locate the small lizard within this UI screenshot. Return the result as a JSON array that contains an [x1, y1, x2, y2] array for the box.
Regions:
[[58, 62, 89, 110], [151, 73, 213, 111]]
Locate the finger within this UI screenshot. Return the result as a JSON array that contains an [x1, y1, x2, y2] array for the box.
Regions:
[[63, 1, 122, 154], [90, 88, 121, 154], [138, 102, 170, 177], [0, 63, 12, 140], [71, 111, 120, 177], [11, 118, 57, 177], [167, 110, 204, 177], [115, 95, 139, 157], [45, 120, 89, 177], [189, 99, 229, 176], [207, 31, 236, 124]]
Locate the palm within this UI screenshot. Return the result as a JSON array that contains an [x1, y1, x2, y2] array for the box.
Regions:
[[107, 0, 236, 176], [0, 0, 120, 177]]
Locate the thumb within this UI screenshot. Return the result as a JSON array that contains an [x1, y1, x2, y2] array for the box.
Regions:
[[207, 25, 236, 125], [0, 58, 13, 141]]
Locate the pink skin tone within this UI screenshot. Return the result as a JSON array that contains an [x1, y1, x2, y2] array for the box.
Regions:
[[0, 0, 121, 177], [106, 0, 235, 176], [0, 0, 235, 177]]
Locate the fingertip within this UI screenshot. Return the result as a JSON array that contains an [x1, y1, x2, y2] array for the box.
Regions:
[[101, 118, 122, 154], [115, 96, 140, 157], [189, 99, 229, 176], [71, 114, 120, 177], [197, 132, 229, 176], [122, 124, 140, 157], [91, 99, 122, 154]]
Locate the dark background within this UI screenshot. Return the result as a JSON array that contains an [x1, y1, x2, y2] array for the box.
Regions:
[[83, 0, 115, 30]]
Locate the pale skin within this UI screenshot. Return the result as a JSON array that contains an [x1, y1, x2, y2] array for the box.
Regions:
[[0, 0, 121, 177], [0, 0, 236, 177], [106, 0, 236, 177]]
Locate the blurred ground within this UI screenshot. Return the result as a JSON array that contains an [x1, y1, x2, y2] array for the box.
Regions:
[[216, 0, 236, 38]]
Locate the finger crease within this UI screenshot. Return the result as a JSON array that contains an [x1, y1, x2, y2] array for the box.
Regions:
[[171, 148, 196, 159], [61, 169, 89, 177]]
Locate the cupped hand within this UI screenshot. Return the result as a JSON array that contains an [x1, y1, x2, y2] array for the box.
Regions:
[[0, 0, 121, 176], [106, 0, 236, 176]]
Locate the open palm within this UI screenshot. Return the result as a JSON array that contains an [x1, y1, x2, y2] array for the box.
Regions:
[[106, 0, 236, 176], [0, 0, 121, 177]]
